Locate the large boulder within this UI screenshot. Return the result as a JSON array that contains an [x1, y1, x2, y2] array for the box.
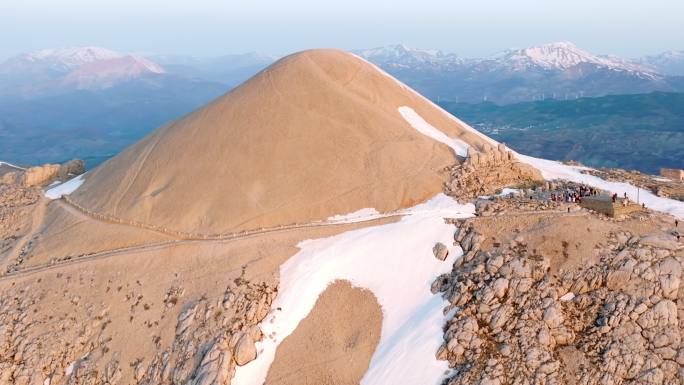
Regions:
[[233, 334, 257, 366]]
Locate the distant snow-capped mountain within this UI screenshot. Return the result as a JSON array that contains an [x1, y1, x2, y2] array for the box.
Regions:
[[493, 42, 655, 75], [0, 47, 166, 95], [355, 42, 678, 103], [357, 42, 657, 77], [59, 55, 164, 89], [22, 47, 124, 69], [353, 44, 462, 69]]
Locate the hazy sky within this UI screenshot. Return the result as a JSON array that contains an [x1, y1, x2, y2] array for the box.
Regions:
[[1, 0, 682, 59]]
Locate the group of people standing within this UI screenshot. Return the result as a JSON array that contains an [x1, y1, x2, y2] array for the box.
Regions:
[[550, 185, 598, 203]]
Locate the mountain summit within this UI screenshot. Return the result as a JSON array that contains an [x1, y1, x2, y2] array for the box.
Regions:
[[499, 42, 655, 74], [69, 49, 493, 235], [353, 44, 462, 69]]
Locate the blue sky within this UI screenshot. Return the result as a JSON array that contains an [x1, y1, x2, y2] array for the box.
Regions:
[[1, 0, 682, 58]]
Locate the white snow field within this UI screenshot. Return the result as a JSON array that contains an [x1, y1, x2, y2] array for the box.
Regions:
[[498, 188, 523, 196], [45, 174, 85, 199], [233, 194, 475, 385]]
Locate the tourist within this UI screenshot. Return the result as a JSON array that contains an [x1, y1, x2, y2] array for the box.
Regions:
[[676, 219, 679, 228]]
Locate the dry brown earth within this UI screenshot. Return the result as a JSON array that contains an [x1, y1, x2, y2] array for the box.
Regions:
[[266, 280, 382, 385]]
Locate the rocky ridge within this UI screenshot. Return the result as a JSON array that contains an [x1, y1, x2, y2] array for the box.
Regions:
[[1, 159, 84, 187]]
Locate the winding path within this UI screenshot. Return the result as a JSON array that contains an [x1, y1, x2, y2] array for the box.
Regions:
[[0, 195, 587, 284], [0, 200, 404, 283]]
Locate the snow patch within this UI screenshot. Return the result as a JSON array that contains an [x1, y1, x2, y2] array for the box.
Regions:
[[498, 188, 522, 196], [0, 161, 25, 170], [233, 194, 475, 385], [398, 106, 469, 157], [45, 174, 85, 199], [327, 208, 381, 223]]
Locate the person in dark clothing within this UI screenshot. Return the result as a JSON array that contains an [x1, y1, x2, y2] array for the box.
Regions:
[[676, 219, 679, 228]]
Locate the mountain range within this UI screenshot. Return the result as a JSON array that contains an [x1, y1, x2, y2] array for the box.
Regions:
[[0, 42, 682, 170], [4, 42, 683, 103], [355, 42, 684, 104]]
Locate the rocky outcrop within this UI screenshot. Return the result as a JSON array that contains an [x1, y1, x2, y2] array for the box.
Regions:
[[1, 159, 85, 187], [445, 144, 543, 198], [23, 164, 63, 186], [434, 220, 684, 385], [136, 278, 275, 385]]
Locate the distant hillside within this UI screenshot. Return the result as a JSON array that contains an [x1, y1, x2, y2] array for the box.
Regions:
[[440, 92, 684, 174], [0, 77, 227, 168]]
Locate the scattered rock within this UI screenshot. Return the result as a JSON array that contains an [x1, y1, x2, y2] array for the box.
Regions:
[[433, 242, 449, 261]]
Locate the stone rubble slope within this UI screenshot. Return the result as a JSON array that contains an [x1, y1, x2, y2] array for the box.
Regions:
[[433, 212, 683, 385], [0, 270, 275, 385]]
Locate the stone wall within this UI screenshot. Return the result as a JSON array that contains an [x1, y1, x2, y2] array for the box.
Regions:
[[580, 196, 642, 218]]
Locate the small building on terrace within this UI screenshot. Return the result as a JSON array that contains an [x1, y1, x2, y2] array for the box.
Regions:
[[660, 168, 684, 182], [580, 195, 642, 217]]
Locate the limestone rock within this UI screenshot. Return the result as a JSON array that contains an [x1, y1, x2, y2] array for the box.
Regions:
[[192, 338, 234, 385], [433, 242, 449, 261], [640, 235, 681, 251], [233, 334, 257, 366]]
